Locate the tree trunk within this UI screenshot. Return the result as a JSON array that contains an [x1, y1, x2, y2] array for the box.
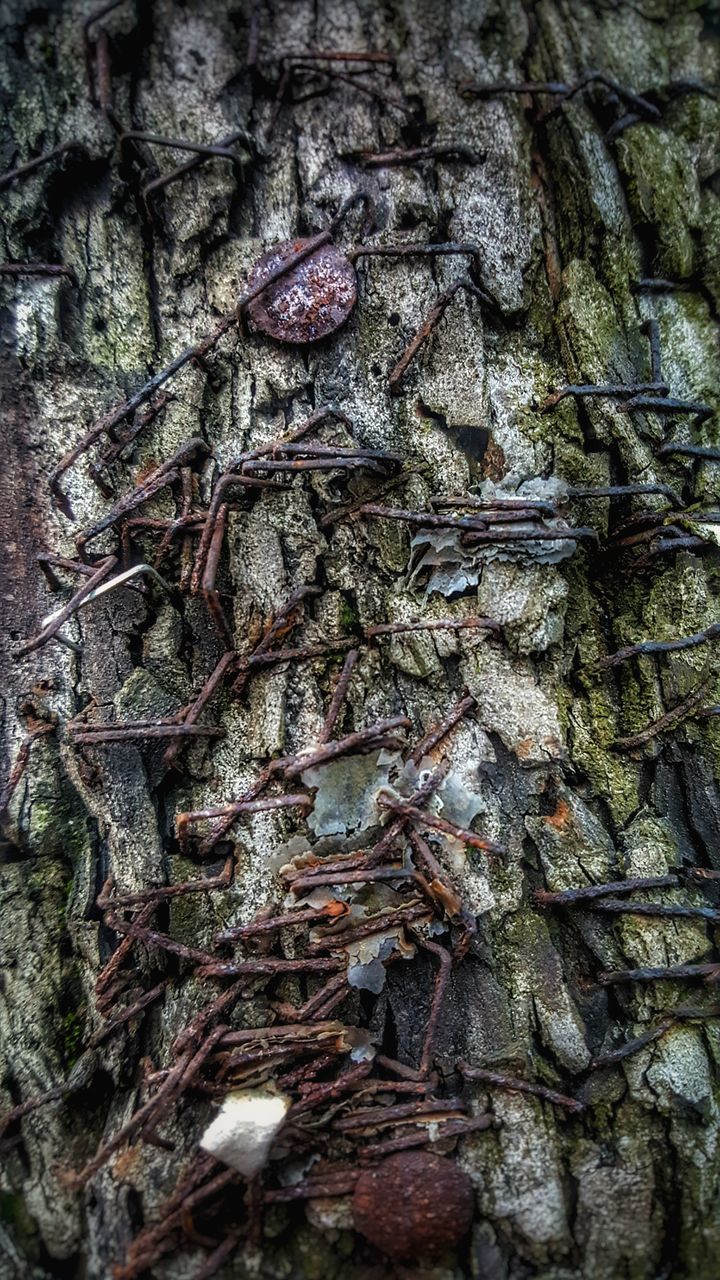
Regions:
[[2, 1, 720, 1277]]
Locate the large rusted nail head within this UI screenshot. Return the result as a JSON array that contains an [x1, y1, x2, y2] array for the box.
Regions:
[[247, 237, 357, 344], [352, 1151, 474, 1258]]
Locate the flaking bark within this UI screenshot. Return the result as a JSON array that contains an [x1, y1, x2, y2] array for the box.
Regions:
[[1, 2, 720, 1278]]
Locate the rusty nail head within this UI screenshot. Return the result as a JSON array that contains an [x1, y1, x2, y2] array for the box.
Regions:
[[351, 1151, 474, 1258], [246, 237, 357, 343]]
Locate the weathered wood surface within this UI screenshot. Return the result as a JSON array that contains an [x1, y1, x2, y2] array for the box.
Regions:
[[1, 1, 719, 1277]]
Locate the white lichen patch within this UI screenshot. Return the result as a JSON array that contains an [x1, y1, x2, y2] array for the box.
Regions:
[[302, 750, 399, 837], [200, 1088, 290, 1176], [478, 1093, 571, 1252], [477, 560, 568, 654], [463, 646, 564, 764], [634, 1027, 715, 1117]]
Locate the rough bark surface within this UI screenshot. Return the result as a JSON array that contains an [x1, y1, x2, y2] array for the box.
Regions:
[[1, 1, 720, 1278]]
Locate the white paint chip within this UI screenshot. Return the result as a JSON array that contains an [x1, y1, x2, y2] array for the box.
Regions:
[[200, 1088, 290, 1177]]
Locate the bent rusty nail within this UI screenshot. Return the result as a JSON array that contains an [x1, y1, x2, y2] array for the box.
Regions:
[[50, 234, 334, 498], [370, 764, 454, 856], [458, 1062, 584, 1112], [194, 764, 287, 855], [387, 278, 493, 392], [68, 1027, 227, 1187], [409, 690, 476, 765], [374, 1054, 425, 1082], [657, 442, 720, 462], [356, 504, 595, 543], [587, 899, 720, 924], [71, 723, 224, 744], [0, 1060, 93, 1137], [605, 111, 644, 141], [333, 1097, 465, 1132], [77, 438, 208, 550], [319, 465, 426, 527], [193, 1228, 245, 1280], [288, 866, 409, 894], [276, 1051, 339, 1089], [431, 494, 558, 515], [620, 395, 712, 423], [599, 622, 720, 669], [377, 794, 506, 855], [82, 0, 131, 40], [0, 141, 81, 193], [229, 584, 322, 694], [195, 957, 345, 979], [91, 25, 114, 113], [634, 278, 690, 293], [37, 555, 98, 589], [366, 617, 498, 639], [90, 981, 169, 1047], [246, 0, 261, 65], [538, 382, 669, 411], [307, 903, 429, 952], [287, 63, 408, 113], [263, 1173, 360, 1203], [142, 129, 253, 204], [462, 525, 596, 546], [95, 898, 155, 999], [89, 392, 173, 487], [292, 1061, 374, 1109], [597, 962, 720, 986], [215, 904, 344, 945], [358, 144, 483, 166], [15, 555, 117, 658], [112, 859, 234, 908], [292, 975, 351, 1024], [242, 442, 402, 464], [460, 78, 572, 98], [176, 793, 311, 837], [559, 71, 661, 117], [351, 241, 482, 265], [317, 649, 359, 743], [283, 715, 411, 778], [0, 721, 57, 814], [122, 131, 246, 183], [415, 936, 453, 1077], [567, 483, 680, 503], [163, 651, 238, 768], [190, 473, 287, 597], [534, 877, 680, 906], [0, 262, 78, 284], [462, 71, 660, 118], [359, 1115, 496, 1159], [612, 682, 711, 751], [201, 503, 233, 648], [589, 1004, 720, 1070], [104, 916, 218, 967]]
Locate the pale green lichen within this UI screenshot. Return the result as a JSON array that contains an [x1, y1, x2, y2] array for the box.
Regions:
[[615, 126, 701, 279]]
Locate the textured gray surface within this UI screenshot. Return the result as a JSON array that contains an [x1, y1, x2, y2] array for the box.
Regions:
[[1, 1, 720, 1277]]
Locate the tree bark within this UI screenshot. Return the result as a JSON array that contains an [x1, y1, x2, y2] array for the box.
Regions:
[[1, 1, 720, 1278]]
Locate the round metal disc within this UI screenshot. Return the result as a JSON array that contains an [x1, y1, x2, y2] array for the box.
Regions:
[[246, 237, 357, 344]]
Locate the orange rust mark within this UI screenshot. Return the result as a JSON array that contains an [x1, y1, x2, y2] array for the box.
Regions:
[[544, 798, 571, 830], [113, 1144, 140, 1180], [482, 437, 506, 483], [135, 459, 160, 484], [324, 900, 350, 918]]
